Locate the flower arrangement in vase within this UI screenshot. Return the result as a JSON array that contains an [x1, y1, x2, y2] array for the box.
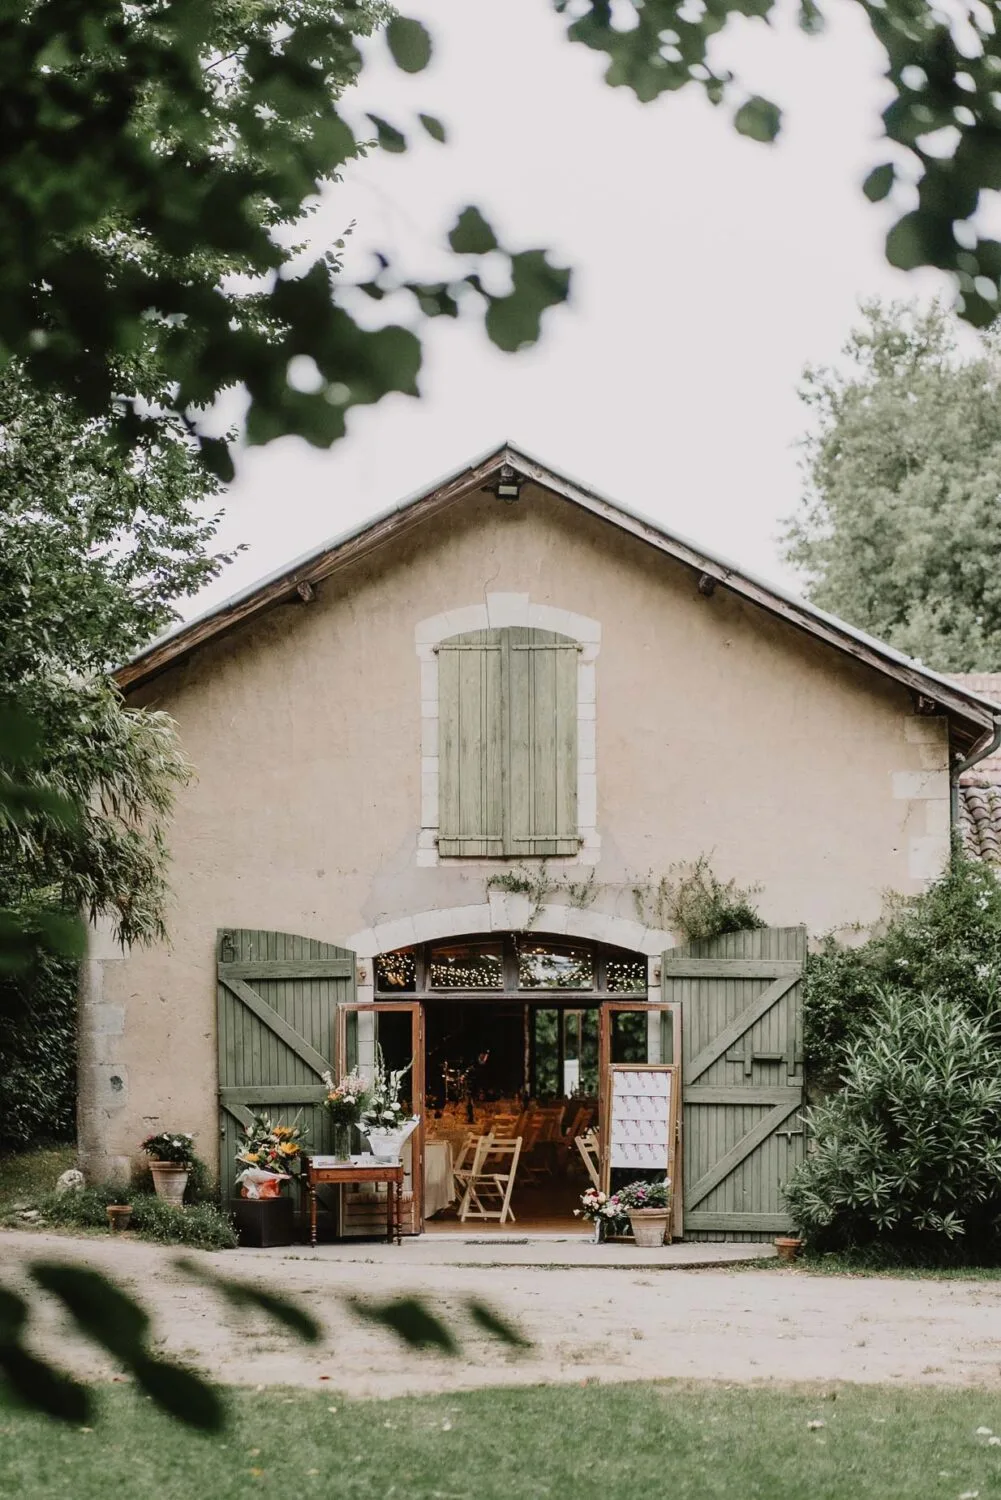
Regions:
[[321, 1070, 369, 1159], [235, 1114, 308, 1198], [574, 1186, 629, 1242], [361, 1047, 419, 1163], [141, 1131, 194, 1206]]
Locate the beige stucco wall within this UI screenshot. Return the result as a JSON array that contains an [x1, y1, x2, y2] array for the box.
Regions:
[[79, 482, 950, 1180]]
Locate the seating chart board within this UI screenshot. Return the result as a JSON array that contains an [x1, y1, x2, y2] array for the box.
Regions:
[[608, 1065, 678, 1174]]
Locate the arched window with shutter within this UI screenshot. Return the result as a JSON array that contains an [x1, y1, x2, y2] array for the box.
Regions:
[[437, 627, 580, 857]]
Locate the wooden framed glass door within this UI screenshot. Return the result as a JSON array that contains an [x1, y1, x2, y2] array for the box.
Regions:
[[337, 1002, 425, 1233], [598, 1001, 682, 1235]]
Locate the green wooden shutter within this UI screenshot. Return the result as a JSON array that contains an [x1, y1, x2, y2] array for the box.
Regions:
[[438, 627, 580, 857], [505, 627, 579, 857], [437, 629, 504, 856], [216, 929, 356, 1203]]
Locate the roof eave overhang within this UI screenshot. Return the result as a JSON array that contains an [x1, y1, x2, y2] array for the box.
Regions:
[[114, 442, 1000, 747], [115, 442, 511, 693]]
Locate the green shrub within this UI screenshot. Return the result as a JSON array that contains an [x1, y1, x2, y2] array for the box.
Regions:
[[17, 1183, 237, 1250], [0, 950, 77, 1150], [128, 1196, 237, 1250], [803, 939, 882, 1087], [785, 990, 1001, 1261], [633, 854, 765, 943], [804, 852, 1001, 1084]]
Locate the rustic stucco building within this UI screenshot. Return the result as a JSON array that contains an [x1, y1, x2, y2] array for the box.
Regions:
[[78, 445, 1001, 1238]]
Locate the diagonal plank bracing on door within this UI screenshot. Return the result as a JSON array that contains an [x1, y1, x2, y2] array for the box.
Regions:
[[685, 971, 800, 1085], [215, 929, 356, 1202], [684, 1098, 803, 1211], [663, 926, 806, 1241], [217, 974, 334, 1079]]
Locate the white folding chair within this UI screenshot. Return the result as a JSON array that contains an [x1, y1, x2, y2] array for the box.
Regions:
[[452, 1131, 489, 1209], [574, 1128, 601, 1191], [459, 1135, 523, 1224]]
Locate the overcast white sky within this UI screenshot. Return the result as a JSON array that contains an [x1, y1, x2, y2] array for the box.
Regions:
[[190, 0, 961, 617]]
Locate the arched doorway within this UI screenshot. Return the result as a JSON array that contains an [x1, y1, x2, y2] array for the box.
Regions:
[[344, 932, 677, 1233]]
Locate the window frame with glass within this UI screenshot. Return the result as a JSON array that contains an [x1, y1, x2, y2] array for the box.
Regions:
[[373, 934, 649, 1000]]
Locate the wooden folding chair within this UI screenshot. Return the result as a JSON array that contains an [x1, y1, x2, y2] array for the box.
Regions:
[[459, 1135, 522, 1224], [557, 1104, 589, 1170], [574, 1128, 601, 1190], [518, 1108, 548, 1182], [451, 1131, 484, 1205]]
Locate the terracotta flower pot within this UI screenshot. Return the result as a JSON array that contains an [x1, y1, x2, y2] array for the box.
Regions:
[[775, 1236, 803, 1264], [627, 1207, 671, 1247], [107, 1204, 132, 1232], [149, 1160, 189, 1206]]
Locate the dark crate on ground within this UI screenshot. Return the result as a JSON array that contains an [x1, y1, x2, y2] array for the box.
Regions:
[[230, 1195, 294, 1248]]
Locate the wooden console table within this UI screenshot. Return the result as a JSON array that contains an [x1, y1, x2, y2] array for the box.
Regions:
[[304, 1159, 405, 1246]]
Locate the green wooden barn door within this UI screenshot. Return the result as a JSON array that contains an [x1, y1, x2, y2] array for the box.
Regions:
[[216, 929, 356, 1202], [663, 927, 806, 1241]]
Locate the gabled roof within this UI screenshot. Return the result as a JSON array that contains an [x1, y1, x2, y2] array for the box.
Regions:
[[116, 441, 1001, 755]]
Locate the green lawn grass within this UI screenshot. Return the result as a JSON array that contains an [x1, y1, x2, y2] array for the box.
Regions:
[[739, 1253, 1001, 1281], [0, 1143, 76, 1205], [3, 1382, 1001, 1500]]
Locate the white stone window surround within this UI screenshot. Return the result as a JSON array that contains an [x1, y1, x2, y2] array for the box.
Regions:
[[414, 593, 601, 868]]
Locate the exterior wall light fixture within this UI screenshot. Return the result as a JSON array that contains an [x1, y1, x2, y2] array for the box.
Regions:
[[494, 464, 523, 502]]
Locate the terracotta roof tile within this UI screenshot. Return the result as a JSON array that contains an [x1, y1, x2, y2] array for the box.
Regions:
[[945, 676, 1001, 861], [960, 782, 1001, 863]]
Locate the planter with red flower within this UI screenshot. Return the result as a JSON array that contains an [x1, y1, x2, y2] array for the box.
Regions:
[[232, 1114, 308, 1247], [141, 1132, 195, 1205]]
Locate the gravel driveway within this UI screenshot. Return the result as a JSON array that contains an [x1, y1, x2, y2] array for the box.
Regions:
[[3, 1229, 1000, 1398]]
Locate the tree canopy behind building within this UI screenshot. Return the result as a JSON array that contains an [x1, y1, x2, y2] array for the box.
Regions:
[[783, 301, 1001, 672]]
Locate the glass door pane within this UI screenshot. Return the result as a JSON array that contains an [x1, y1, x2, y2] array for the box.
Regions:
[[608, 1007, 674, 1065]]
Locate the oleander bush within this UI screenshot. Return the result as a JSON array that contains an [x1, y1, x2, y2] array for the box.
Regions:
[[804, 851, 1001, 1086], [786, 990, 1001, 1261]]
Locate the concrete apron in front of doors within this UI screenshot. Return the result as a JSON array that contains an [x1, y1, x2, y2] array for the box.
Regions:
[[232, 1237, 778, 1270]]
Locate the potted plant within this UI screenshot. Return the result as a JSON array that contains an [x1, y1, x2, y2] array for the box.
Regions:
[[574, 1186, 630, 1243], [616, 1177, 673, 1247], [106, 1204, 133, 1232], [141, 1131, 195, 1205], [232, 1114, 308, 1248], [361, 1047, 419, 1163], [321, 1069, 369, 1159]]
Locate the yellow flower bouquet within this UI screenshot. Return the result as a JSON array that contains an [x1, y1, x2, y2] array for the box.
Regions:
[[235, 1113, 308, 1198]]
